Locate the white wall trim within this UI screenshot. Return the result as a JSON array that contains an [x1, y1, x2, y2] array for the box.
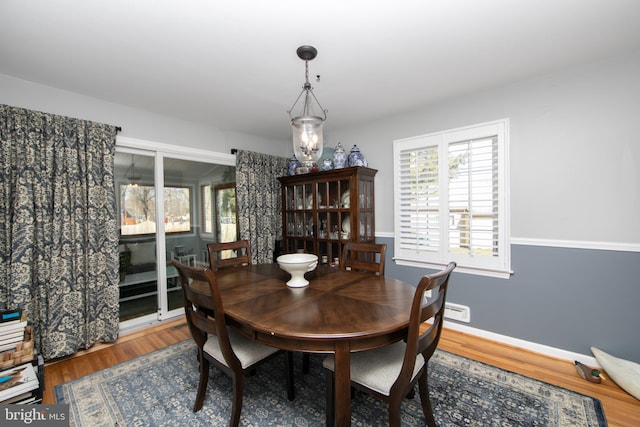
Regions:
[[511, 237, 640, 253], [443, 321, 600, 367], [376, 232, 640, 253], [375, 231, 394, 239], [117, 135, 236, 166]]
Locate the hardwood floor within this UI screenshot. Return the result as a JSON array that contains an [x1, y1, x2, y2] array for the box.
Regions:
[[43, 318, 192, 405], [436, 328, 640, 427], [44, 318, 640, 426]]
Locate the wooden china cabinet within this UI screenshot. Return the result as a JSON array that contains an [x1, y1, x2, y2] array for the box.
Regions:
[[278, 166, 377, 264]]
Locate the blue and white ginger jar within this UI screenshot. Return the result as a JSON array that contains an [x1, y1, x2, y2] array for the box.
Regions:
[[288, 155, 301, 176], [348, 145, 366, 167], [332, 142, 347, 169]]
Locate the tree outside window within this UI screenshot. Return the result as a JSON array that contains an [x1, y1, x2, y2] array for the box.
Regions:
[[120, 184, 191, 235]]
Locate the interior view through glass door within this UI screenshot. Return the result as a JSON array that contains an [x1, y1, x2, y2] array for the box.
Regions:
[[162, 157, 236, 318], [115, 149, 236, 325]]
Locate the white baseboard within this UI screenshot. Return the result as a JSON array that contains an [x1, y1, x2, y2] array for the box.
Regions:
[[443, 321, 600, 367]]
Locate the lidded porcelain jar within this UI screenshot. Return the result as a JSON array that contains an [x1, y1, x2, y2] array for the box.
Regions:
[[332, 142, 347, 169], [348, 145, 366, 167], [322, 158, 333, 171], [288, 155, 300, 176]]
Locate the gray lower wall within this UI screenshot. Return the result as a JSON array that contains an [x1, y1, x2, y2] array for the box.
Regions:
[[379, 236, 640, 362]]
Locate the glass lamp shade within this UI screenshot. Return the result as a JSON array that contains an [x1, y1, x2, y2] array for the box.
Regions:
[[291, 116, 324, 165]]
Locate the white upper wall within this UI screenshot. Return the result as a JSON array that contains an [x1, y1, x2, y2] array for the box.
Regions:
[[3, 51, 639, 247], [0, 73, 291, 157], [327, 51, 640, 247]]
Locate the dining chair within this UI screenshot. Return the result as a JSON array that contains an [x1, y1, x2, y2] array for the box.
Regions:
[[323, 261, 456, 427], [207, 240, 252, 270], [340, 241, 387, 276], [172, 261, 294, 426]]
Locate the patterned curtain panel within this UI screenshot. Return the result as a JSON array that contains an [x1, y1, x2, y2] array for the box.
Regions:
[[0, 104, 120, 360], [235, 150, 288, 264]]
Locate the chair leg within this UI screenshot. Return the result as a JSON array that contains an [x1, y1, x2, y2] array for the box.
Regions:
[[230, 372, 244, 427], [325, 370, 335, 427], [418, 370, 436, 427], [388, 395, 403, 427], [193, 354, 210, 412], [406, 385, 415, 399], [286, 352, 295, 401], [302, 352, 310, 374]]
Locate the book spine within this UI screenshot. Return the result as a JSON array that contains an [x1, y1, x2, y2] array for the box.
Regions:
[[0, 363, 39, 401], [0, 310, 22, 323], [0, 329, 26, 340], [0, 320, 27, 332]]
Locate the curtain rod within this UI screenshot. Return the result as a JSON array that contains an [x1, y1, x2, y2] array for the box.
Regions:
[[231, 148, 237, 154], [116, 126, 122, 133]]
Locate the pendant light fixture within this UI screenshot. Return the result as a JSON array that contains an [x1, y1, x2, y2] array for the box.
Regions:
[[125, 154, 141, 187], [287, 45, 327, 169]]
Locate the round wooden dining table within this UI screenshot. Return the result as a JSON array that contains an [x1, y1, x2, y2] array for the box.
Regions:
[[213, 263, 416, 427]]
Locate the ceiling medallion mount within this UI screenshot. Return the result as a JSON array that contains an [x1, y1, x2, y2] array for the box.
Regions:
[[296, 45, 317, 62]]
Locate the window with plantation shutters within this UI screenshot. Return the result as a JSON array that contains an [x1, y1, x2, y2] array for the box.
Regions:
[[393, 119, 511, 278]]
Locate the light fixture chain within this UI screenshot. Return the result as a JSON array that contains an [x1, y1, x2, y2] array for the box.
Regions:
[[288, 45, 327, 120], [305, 59, 310, 85]]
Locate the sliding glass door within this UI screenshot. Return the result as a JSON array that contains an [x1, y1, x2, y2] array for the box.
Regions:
[[116, 150, 159, 322], [115, 145, 236, 326], [161, 157, 235, 319]]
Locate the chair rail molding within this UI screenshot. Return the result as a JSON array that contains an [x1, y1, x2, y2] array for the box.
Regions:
[[376, 232, 639, 253], [511, 237, 640, 253]]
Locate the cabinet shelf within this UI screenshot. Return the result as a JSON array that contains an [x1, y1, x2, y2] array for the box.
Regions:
[[278, 166, 376, 264]]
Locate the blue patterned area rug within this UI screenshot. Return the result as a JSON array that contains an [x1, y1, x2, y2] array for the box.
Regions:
[[55, 339, 606, 426]]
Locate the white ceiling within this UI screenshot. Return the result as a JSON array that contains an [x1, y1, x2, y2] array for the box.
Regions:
[[2, 0, 640, 141]]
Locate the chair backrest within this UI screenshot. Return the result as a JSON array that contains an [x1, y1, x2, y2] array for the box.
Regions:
[[172, 261, 241, 370], [340, 242, 387, 276], [393, 262, 456, 394], [207, 240, 252, 270]]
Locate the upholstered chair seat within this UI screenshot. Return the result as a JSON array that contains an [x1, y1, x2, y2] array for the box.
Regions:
[[323, 341, 425, 396], [204, 328, 280, 369]]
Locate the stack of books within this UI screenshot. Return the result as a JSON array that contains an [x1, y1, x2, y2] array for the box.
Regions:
[[0, 362, 40, 404], [0, 309, 28, 354], [0, 310, 41, 404]]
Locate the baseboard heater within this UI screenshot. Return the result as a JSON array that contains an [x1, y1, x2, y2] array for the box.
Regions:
[[444, 303, 471, 323]]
